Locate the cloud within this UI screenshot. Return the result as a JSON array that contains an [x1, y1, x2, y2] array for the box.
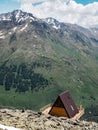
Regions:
[[16, 0, 98, 27]]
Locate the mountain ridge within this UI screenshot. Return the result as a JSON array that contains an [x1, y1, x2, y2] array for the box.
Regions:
[[0, 9, 98, 43]]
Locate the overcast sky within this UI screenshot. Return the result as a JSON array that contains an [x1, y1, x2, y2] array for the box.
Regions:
[[0, 0, 98, 27]]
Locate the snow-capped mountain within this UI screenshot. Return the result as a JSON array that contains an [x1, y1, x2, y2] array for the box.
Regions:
[[0, 10, 45, 40], [43, 17, 98, 41], [0, 9, 98, 45], [0, 9, 98, 39], [43, 17, 63, 29], [0, 10, 37, 23], [0, 10, 40, 32]]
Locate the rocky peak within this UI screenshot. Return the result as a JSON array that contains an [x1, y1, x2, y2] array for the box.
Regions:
[[0, 10, 37, 22], [0, 10, 38, 30], [43, 17, 62, 29], [12, 10, 37, 23]]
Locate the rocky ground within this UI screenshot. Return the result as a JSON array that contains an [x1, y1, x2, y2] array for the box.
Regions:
[[0, 109, 98, 130]]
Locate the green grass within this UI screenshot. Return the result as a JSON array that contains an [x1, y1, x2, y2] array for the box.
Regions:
[[0, 85, 64, 110]]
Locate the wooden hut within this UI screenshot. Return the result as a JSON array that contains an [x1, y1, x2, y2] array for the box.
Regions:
[[49, 91, 79, 118]]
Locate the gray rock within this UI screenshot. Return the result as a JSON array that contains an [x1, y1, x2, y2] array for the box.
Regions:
[[0, 109, 98, 130]]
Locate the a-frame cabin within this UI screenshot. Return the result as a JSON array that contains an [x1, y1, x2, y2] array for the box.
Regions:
[[49, 91, 79, 118]]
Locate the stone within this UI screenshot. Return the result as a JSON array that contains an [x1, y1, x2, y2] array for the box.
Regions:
[[0, 108, 98, 130]]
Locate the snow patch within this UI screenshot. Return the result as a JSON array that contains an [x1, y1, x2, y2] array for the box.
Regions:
[[30, 19, 32, 23], [17, 15, 35, 23], [33, 44, 36, 48], [0, 35, 5, 39], [0, 31, 5, 39], [44, 18, 61, 29], [53, 25, 60, 29], [33, 35, 37, 38], [20, 24, 28, 31], [0, 16, 11, 21], [30, 16, 35, 21], [0, 124, 22, 130], [12, 27, 17, 31], [17, 16, 32, 23], [9, 32, 12, 35], [15, 10, 21, 21], [17, 16, 28, 23], [0, 31, 3, 35]]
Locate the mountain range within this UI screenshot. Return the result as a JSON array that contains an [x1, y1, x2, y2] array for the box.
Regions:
[[0, 10, 98, 121]]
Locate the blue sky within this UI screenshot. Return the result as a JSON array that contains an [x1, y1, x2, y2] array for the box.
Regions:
[[0, 0, 20, 13], [75, 0, 98, 5]]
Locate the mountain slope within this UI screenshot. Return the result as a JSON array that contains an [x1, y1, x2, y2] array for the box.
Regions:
[[0, 10, 98, 118]]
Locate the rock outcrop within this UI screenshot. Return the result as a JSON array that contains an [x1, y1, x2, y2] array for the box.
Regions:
[[0, 109, 98, 130]]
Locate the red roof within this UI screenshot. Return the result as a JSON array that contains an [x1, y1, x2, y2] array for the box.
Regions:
[[59, 91, 79, 118], [49, 91, 79, 118]]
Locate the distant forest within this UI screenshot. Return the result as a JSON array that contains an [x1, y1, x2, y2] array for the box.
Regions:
[[0, 63, 49, 92]]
